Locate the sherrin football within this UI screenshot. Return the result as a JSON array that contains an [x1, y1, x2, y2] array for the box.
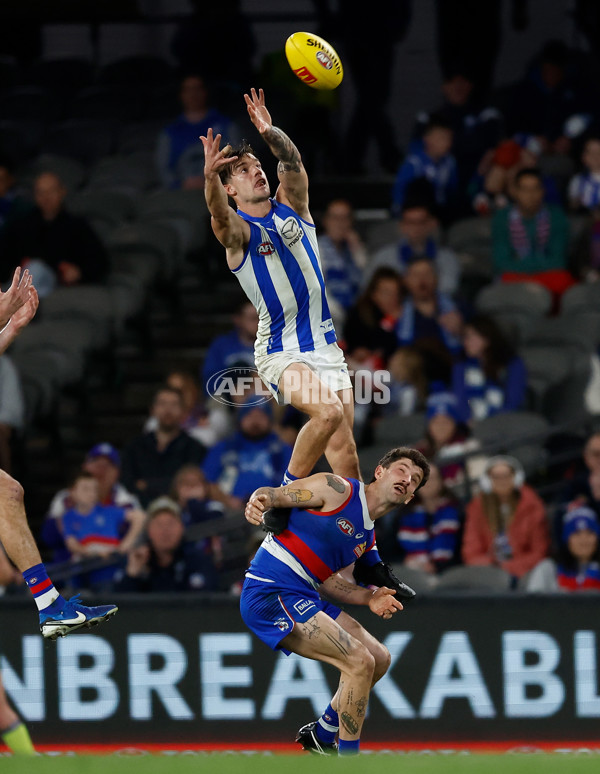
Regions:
[[285, 31, 343, 90]]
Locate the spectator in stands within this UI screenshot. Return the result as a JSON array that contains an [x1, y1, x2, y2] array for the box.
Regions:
[[146, 369, 230, 448], [62, 472, 146, 591], [343, 267, 403, 369], [115, 496, 219, 593], [203, 398, 292, 511], [470, 137, 561, 216], [317, 199, 368, 328], [413, 68, 503, 193], [391, 114, 458, 223], [561, 431, 600, 520], [121, 386, 207, 508], [416, 392, 475, 493], [504, 40, 591, 155], [570, 210, 600, 282], [171, 464, 224, 567], [0, 172, 107, 290], [394, 463, 463, 575], [395, 257, 463, 384], [451, 315, 527, 423], [462, 455, 549, 582], [366, 202, 460, 296], [525, 506, 600, 592], [492, 167, 574, 301], [42, 442, 141, 563], [156, 74, 240, 190], [568, 135, 600, 211], [201, 300, 258, 396], [0, 158, 32, 235], [383, 347, 428, 417], [0, 354, 25, 474]]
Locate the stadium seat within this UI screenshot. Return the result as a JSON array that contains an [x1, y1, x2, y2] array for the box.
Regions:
[[135, 189, 208, 253], [42, 119, 117, 166], [373, 412, 426, 448], [67, 189, 136, 228], [560, 283, 600, 317], [475, 281, 553, 343], [68, 85, 143, 122], [0, 120, 43, 163], [446, 217, 493, 276], [522, 314, 600, 353], [40, 286, 116, 349], [519, 345, 572, 413], [107, 222, 181, 280], [435, 565, 512, 593], [29, 57, 94, 97], [98, 55, 174, 87], [18, 154, 86, 192], [116, 120, 164, 154], [87, 152, 158, 193], [364, 219, 398, 253], [388, 563, 439, 594], [140, 82, 180, 121], [0, 85, 60, 122], [471, 410, 550, 472]]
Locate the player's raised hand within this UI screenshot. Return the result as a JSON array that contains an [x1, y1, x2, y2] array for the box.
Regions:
[[368, 586, 403, 620], [0, 267, 33, 329], [245, 491, 272, 526], [244, 88, 272, 134], [10, 285, 38, 333], [200, 128, 237, 179]]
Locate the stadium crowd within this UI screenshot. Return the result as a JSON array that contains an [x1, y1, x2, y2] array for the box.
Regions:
[[0, 18, 599, 601]]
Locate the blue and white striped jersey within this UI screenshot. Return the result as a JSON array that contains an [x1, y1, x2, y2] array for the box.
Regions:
[[232, 199, 336, 358], [569, 172, 600, 209]]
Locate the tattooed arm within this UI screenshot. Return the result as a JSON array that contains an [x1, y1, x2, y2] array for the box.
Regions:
[[244, 472, 350, 527], [320, 571, 405, 618], [244, 88, 310, 219]]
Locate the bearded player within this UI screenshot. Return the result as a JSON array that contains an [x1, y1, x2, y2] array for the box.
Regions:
[[201, 88, 358, 488]]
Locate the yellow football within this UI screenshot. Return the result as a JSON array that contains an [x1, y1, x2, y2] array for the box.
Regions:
[[285, 31, 343, 90]]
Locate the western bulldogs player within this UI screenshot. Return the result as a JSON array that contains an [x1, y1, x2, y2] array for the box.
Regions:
[[240, 447, 430, 756], [201, 88, 359, 487]]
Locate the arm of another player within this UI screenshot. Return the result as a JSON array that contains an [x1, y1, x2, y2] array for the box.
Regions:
[[200, 128, 250, 254], [320, 572, 403, 619], [244, 88, 310, 220], [244, 472, 350, 527]]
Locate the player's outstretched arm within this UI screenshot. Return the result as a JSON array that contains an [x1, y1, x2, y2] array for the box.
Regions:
[[244, 88, 309, 218], [244, 473, 349, 527], [201, 128, 248, 252], [320, 573, 403, 619], [0, 284, 39, 355]]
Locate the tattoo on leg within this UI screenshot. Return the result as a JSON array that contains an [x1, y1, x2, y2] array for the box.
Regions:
[[300, 619, 321, 639], [324, 632, 350, 656], [340, 712, 359, 735], [325, 474, 346, 494], [356, 696, 368, 718]]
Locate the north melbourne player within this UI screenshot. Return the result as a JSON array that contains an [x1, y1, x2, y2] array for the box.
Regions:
[[241, 447, 430, 755], [201, 88, 359, 486]]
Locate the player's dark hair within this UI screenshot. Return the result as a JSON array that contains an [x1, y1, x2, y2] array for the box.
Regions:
[[515, 167, 543, 186], [373, 447, 430, 491], [218, 140, 257, 184]]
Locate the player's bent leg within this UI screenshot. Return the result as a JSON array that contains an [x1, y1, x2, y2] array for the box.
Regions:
[[0, 470, 42, 570], [335, 610, 391, 684], [279, 363, 344, 479], [324, 390, 360, 480], [282, 610, 375, 747]]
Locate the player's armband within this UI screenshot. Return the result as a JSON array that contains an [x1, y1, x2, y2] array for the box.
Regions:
[[353, 561, 417, 604]]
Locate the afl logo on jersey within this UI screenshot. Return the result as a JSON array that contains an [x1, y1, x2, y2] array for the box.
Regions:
[[336, 517, 354, 537], [281, 217, 304, 247], [257, 241, 275, 256]]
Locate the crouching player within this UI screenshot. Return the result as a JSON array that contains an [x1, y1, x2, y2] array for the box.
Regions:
[[241, 447, 429, 756]]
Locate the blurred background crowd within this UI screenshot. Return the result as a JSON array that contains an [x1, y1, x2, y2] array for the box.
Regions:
[[0, 0, 600, 599]]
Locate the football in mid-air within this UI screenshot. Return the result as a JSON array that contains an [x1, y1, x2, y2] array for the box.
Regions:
[[284, 31, 343, 90]]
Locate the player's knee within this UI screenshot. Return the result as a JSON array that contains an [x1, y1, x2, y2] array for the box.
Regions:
[[317, 400, 344, 431], [0, 470, 23, 503], [349, 646, 376, 681], [372, 643, 391, 683]]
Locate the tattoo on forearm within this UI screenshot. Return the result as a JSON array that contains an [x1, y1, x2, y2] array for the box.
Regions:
[[264, 126, 301, 172], [284, 488, 313, 504], [326, 474, 346, 494], [341, 712, 359, 735]]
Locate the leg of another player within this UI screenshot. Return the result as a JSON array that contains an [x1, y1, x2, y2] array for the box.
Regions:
[[279, 364, 344, 482], [324, 390, 360, 480], [283, 610, 375, 755], [0, 671, 35, 755]]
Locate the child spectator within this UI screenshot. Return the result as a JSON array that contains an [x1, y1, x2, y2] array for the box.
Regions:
[[317, 199, 368, 327], [115, 496, 219, 593], [392, 114, 458, 222], [451, 315, 527, 423], [526, 506, 600, 592], [395, 463, 463, 575], [201, 300, 258, 396], [171, 464, 224, 567], [62, 472, 146, 591], [462, 455, 549, 582], [383, 347, 428, 417], [568, 135, 600, 211]]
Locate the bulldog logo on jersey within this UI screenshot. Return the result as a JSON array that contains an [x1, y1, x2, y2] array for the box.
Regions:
[[274, 617, 290, 632], [336, 517, 355, 536], [257, 241, 275, 256], [281, 217, 304, 248], [353, 541, 367, 559]]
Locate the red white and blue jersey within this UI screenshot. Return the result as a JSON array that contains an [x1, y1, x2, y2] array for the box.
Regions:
[[233, 199, 336, 358], [246, 477, 378, 590]]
